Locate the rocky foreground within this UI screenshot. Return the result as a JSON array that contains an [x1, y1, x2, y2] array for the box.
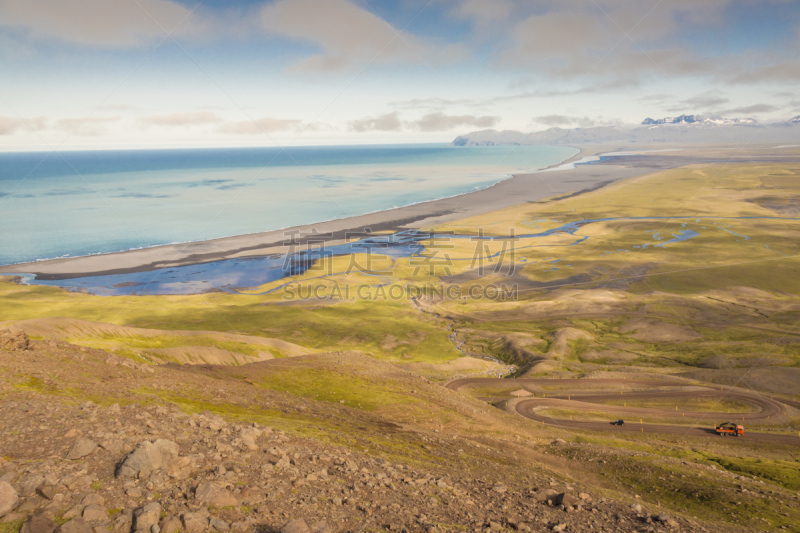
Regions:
[[1, 332, 705, 532]]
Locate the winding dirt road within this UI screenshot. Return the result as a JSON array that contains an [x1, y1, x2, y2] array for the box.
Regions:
[[446, 378, 800, 446]]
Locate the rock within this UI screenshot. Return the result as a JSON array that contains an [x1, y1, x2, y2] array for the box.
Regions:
[[0, 481, 19, 518], [18, 475, 45, 497], [552, 524, 567, 533], [194, 483, 237, 507], [16, 497, 40, 513], [208, 518, 229, 532], [116, 440, 179, 479], [63, 505, 83, 520], [310, 523, 331, 533], [159, 516, 182, 533], [630, 503, 642, 514], [81, 494, 104, 506], [99, 441, 123, 456], [151, 526, 160, 533], [55, 518, 93, 533], [533, 489, 559, 503], [0, 330, 30, 351], [82, 505, 108, 522], [238, 428, 262, 451], [181, 513, 208, 533], [578, 492, 591, 502], [554, 493, 579, 507], [667, 519, 679, 528], [67, 440, 98, 460], [21, 514, 57, 533], [166, 457, 192, 480], [488, 522, 502, 531], [133, 503, 162, 532], [36, 485, 55, 501], [492, 484, 507, 494], [280, 519, 310, 533], [656, 514, 671, 523], [2, 513, 25, 524], [551, 439, 567, 445]]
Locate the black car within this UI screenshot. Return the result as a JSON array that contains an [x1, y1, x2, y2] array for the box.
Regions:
[[611, 420, 625, 425]]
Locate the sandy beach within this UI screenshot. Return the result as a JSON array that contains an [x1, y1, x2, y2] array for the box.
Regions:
[[4, 145, 794, 280]]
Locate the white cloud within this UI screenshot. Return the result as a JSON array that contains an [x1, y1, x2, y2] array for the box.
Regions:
[[0, 0, 202, 47], [530, 114, 619, 128], [0, 115, 46, 135], [720, 104, 779, 115], [261, 0, 465, 74], [54, 117, 120, 136], [218, 117, 303, 135], [0, 116, 25, 135], [349, 111, 402, 132], [141, 111, 223, 127], [411, 113, 498, 132]]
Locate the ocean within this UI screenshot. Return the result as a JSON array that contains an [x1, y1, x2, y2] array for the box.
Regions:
[[0, 144, 576, 266]]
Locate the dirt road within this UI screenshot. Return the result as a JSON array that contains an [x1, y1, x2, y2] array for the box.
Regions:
[[446, 378, 800, 446]]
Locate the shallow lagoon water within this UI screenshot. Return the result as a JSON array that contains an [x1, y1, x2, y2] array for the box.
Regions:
[[10, 215, 796, 296]]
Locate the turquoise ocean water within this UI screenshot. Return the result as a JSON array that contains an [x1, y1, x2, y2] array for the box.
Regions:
[[0, 144, 576, 266]]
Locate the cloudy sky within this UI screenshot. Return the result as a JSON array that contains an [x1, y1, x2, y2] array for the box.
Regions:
[[1, 0, 799, 150]]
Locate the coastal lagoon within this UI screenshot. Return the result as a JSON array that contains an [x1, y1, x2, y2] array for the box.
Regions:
[[0, 144, 576, 266]]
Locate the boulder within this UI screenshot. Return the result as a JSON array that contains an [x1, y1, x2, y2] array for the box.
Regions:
[[116, 440, 179, 479], [238, 428, 262, 451], [181, 513, 208, 533], [208, 518, 228, 532], [81, 494, 104, 507], [159, 516, 182, 533], [21, 515, 57, 533], [54, 518, 93, 533], [82, 505, 108, 522], [554, 493, 579, 507], [18, 475, 45, 497], [0, 481, 18, 518], [280, 520, 309, 533], [0, 330, 30, 351], [166, 457, 192, 480], [532, 489, 559, 503], [35, 485, 55, 501], [67, 440, 98, 461], [133, 503, 162, 533], [194, 483, 238, 507]]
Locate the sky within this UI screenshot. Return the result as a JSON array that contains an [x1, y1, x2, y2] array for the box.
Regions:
[[0, 0, 799, 150]]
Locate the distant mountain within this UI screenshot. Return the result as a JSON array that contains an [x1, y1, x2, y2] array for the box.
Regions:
[[642, 114, 758, 126], [452, 115, 799, 146], [642, 114, 699, 125]]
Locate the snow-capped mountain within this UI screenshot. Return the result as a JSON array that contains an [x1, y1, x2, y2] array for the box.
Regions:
[[452, 115, 799, 146], [642, 114, 758, 126], [642, 114, 699, 125]]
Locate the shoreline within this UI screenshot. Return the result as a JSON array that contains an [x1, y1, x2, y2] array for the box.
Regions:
[[0, 147, 693, 280]]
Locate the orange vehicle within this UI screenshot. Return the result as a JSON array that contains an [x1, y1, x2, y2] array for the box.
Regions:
[[715, 422, 744, 437]]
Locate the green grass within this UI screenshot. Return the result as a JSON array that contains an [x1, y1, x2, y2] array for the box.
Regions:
[[253, 367, 422, 411], [0, 279, 461, 365], [596, 397, 758, 413], [557, 433, 800, 529], [0, 520, 23, 533], [539, 407, 717, 426]]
